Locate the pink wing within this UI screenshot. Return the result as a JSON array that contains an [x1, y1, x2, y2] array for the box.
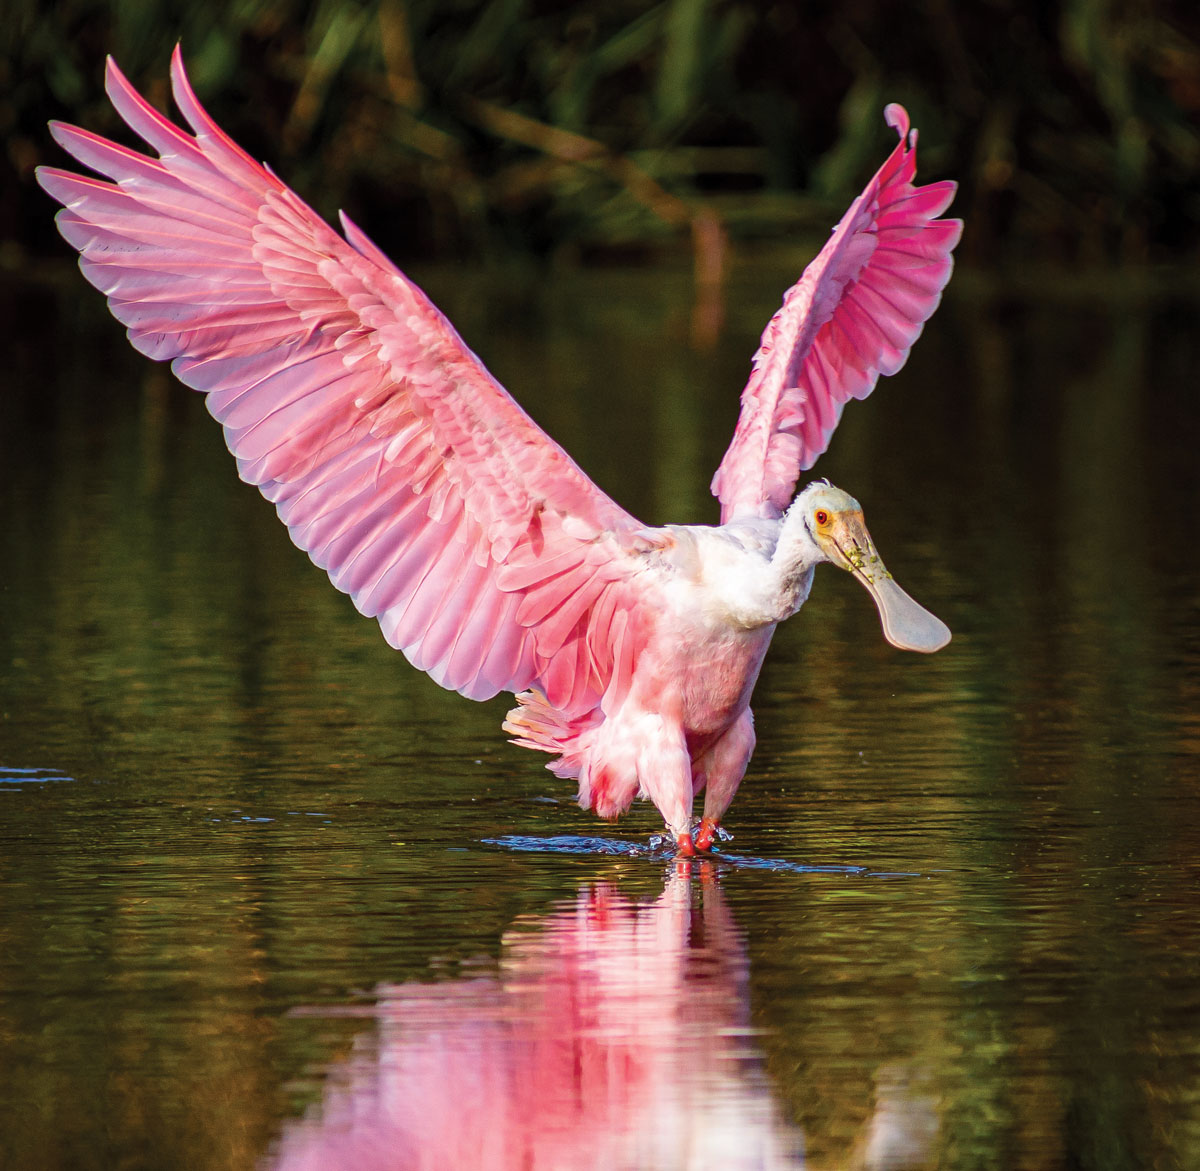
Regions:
[[712, 104, 961, 522], [37, 48, 649, 711]]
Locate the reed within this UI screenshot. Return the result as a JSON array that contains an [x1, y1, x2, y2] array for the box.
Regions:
[[5, 0, 1197, 266]]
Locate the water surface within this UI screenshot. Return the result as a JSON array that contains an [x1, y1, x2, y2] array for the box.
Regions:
[[1, 263, 1198, 1169]]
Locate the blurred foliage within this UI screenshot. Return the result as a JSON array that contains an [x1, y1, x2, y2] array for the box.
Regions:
[[3, 0, 1199, 267]]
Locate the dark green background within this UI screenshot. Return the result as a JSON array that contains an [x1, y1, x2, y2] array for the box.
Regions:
[[4, 0, 1199, 269]]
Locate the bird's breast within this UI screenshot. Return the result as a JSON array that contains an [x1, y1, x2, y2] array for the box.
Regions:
[[637, 614, 775, 742]]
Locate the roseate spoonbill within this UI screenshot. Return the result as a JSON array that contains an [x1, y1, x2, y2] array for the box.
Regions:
[[38, 50, 959, 853]]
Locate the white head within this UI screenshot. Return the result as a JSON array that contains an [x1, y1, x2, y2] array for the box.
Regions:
[[781, 481, 951, 653]]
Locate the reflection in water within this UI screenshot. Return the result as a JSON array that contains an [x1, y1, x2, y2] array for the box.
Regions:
[[265, 868, 937, 1171], [5, 275, 1199, 1169]]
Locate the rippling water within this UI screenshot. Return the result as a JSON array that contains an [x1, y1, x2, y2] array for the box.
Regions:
[[1, 263, 1198, 1170]]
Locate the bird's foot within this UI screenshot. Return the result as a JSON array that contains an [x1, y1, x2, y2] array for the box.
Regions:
[[694, 817, 720, 852], [670, 819, 728, 856]]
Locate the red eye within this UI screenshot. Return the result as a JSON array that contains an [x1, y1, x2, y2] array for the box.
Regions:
[[814, 510, 829, 525]]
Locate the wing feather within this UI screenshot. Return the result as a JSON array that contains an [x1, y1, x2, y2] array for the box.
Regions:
[[38, 48, 650, 711], [712, 103, 961, 521]]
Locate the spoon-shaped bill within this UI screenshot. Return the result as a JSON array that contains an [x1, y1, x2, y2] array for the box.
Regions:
[[819, 505, 952, 653], [853, 566, 951, 653]]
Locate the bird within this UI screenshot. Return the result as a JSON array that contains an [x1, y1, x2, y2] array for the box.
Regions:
[[38, 49, 960, 855]]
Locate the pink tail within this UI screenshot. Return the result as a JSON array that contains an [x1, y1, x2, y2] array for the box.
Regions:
[[503, 690, 601, 782]]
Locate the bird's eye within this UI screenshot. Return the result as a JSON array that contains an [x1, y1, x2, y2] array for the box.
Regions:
[[814, 510, 829, 526]]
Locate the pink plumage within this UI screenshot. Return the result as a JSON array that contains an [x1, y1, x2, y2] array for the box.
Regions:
[[712, 103, 961, 522], [38, 50, 961, 852]]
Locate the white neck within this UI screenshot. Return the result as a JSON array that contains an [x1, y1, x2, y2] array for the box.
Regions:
[[767, 503, 825, 619]]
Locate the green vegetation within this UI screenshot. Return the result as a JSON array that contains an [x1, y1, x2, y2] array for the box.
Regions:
[[4, 0, 1198, 267]]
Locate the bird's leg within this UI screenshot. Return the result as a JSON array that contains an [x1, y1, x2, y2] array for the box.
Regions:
[[693, 709, 756, 852], [635, 725, 697, 855], [593, 704, 697, 854]]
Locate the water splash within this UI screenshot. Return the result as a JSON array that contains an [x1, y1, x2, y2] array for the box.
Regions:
[[483, 834, 923, 877]]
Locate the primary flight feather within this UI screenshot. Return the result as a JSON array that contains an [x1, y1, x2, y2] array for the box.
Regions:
[[39, 49, 960, 853]]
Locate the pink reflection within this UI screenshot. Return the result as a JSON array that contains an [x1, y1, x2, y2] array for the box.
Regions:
[[267, 865, 796, 1169], [265, 867, 936, 1170]]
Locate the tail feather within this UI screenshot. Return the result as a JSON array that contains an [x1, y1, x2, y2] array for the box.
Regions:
[[503, 689, 601, 782]]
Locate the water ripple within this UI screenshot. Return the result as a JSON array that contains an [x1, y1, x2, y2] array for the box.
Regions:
[[0, 766, 76, 785], [483, 834, 923, 877]]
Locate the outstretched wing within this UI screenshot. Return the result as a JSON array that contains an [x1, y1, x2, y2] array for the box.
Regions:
[[38, 48, 648, 712], [712, 104, 961, 523]]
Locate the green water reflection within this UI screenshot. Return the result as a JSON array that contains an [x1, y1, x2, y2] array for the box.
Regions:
[[1, 265, 1198, 1170]]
